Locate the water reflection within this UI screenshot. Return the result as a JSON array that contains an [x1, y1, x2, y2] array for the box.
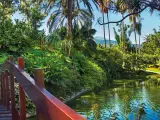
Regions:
[[69, 81, 160, 120]]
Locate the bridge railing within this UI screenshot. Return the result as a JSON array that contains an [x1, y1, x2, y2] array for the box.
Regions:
[[0, 56, 85, 120]]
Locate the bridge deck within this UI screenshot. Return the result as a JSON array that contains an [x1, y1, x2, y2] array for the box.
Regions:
[[0, 56, 85, 120], [0, 105, 12, 120]]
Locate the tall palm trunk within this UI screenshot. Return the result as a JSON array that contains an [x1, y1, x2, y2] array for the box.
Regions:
[[132, 16, 138, 54], [67, 0, 73, 37], [121, 13, 126, 68], [134, 30, 138, 54], [122, 14, 125, 52], [67, 0, 73, 56], [102, 12, 106, 48], [107, 12, 111, 47], [138, 14, 141, 54], [139, 34, 141, 54]]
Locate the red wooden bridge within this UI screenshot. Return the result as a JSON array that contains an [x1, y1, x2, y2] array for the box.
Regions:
[[0, 56, 86, 120]]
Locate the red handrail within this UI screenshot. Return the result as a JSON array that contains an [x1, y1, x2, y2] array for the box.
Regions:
[[0, 56, 86, 120]]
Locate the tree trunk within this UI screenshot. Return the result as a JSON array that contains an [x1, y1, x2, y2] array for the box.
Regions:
[[107, 12, 111, 47], [134, 30, 137, 54], [139, 34, 141, 54], [138, 14, 141, 54], [122, 14, 125, 52], [67, 0, 73, 37], [67, 0, 73, 56], [102, 12, 106, 48]]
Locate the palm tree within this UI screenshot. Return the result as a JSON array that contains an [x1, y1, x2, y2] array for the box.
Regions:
[[128, 0, 142, 54], [129, 14, 138, 54], [114, 24, 131, 51], [100, 4, 107, 48], [106, 10, 111, 47], [47, 2, 94, 32], [98, 0, 111, 47], [67, 0, 73, 37], [136, 15, 142, 54], [115, 0, 127, 52], [105, 0, 111, 47], [47, 0, 96, 32], [47, 0, 95, 55], [47, 0, 98, 34]]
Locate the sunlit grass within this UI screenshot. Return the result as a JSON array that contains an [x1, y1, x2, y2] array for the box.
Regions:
[[146, 68, 160, 73]]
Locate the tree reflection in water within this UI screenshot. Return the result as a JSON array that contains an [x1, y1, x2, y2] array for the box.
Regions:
[[69, 78, 160, 120]]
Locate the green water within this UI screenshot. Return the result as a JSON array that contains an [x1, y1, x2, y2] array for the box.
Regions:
[[69, 81, 160, 119], [27, 116, 36, 120]]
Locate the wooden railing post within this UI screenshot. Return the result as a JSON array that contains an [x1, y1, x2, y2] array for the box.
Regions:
[[34, 68, 45, 120], [5, 70, 9, 110], [18, 57, 26, 120], [9, 56, 16, 120], [34, 69, 45, 88], [1, 73, 3, 104], [2, 72, 6, 106], [9, 55, 14, 62]]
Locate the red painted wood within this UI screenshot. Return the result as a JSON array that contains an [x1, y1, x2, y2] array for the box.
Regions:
[[34, 69, 45, 120], [18, 57, 26, 120], [34, 69, 45, 88], [12, 107, 20, 120], [2, 72, 5, 106], [10, 73, 16, 120], [9, 56, 19, 120], [5, 70, 9, 110], [7, 60, 85, 120], [1, 73, 3, 103], [17, 57, 24, 70]]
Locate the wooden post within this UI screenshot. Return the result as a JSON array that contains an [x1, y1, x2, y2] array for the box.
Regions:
[[18, 57, 26, 120], [34, 69, 45, 88], [2, 72, 5, 106], [5, 70, 9, 110], [1, 73, 3, 104], [9, 55, 14, 62], [9, 56, 16, 120], [34, 68, 45, 120]]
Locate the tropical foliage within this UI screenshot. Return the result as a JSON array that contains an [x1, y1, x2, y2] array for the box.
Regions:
[[0, 0, 160, 116]]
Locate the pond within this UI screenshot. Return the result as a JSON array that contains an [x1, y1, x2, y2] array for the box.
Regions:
[[68, 78, 160, 119]]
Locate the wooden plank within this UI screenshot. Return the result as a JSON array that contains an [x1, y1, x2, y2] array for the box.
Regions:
[[0, 118, 12, 120], [1, 73, 3, 103], [7, 61, 85, 120], [2, 72, 5, 106], [10, 73, 17, 120], [18, 57, 26, 120], [0, 113, 12, 117], [9, 55, 19, 120], [34, 68, 45, 120], [0, 111, 11, 114], [5, 70, 9, 110]]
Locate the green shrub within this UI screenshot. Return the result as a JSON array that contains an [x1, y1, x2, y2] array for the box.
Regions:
[[123, 54, 147, 72], [94, 47, 123, 80], [0, 53, 8, 64], [23, 48, 106, 98], [72, 52, 106, 89]]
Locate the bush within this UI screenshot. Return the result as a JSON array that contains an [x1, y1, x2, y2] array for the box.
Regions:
[[72, 52, 106, 89], [22, 48, 106, 98], [94, 47, 123, 80], [141, 54, 159, 65], [0, 53, 8, 64]]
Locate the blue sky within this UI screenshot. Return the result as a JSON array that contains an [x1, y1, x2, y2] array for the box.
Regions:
[[93, 8, 160, 44], [12, 5, 160, 44]]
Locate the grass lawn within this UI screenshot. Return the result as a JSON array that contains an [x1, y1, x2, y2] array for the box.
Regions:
[[113, 70, 160, 87], [146, 68, 160, 73]]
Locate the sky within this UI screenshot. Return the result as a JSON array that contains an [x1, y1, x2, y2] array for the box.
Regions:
[[93, 8, 160, 44], [12, 4, 160, 44]]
